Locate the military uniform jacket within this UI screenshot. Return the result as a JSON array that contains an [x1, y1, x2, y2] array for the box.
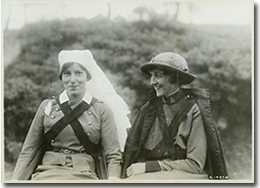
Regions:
[[13, 90, 122, 179], [121, 88, 228, 179]]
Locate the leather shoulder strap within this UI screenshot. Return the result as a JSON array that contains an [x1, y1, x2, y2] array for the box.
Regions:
[[57, 98, 100, 155], [168, 97, 196, 137], [45, 98, 97, 142], [148, 97, 196, 159]]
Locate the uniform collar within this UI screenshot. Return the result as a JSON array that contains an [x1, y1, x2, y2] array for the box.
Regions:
[[59, 90, 93, 104], [162, 88, 184, 105]]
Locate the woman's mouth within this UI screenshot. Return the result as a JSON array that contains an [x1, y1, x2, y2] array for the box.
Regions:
[[154, 85, 161, 91], [69, 86, 78, 90]]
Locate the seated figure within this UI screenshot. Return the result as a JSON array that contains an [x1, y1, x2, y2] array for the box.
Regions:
[[121, 52, 228, 180]]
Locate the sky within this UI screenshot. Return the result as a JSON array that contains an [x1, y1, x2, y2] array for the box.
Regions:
[[1, 0, 253, 30]]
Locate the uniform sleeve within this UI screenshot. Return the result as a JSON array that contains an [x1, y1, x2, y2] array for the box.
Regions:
[[99, 103, 122, 178], [159, 105, 207, 174], [12, 100, 47, 180]]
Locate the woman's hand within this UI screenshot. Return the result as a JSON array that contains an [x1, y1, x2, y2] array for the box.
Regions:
[[126, 163, 145, 177]]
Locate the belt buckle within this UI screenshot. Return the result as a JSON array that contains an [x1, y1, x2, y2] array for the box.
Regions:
[[61, 149, 72, 155]]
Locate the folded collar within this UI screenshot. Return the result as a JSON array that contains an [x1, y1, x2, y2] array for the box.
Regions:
[[162, 88, 184, 105], [59, 90, 93, 104]]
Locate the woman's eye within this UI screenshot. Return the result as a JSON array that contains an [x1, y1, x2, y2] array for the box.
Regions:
[[76, 72, 83, 76], [63, 72, 70, 76], [155, 73, 162, 78]]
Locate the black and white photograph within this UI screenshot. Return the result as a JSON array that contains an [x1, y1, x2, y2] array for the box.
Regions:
[[1, 0, 254, 184]]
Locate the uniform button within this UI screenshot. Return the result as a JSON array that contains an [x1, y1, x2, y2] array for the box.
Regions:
[[55, 107, 60, 111], [51, 140, 55, 143], [87, 133, 91, 136], [51, 115, 55, 119], [88, 122, 92, 125], [88, 111, 92, 115], [169, 98, 175, 103], [187, 95, 190, 98]]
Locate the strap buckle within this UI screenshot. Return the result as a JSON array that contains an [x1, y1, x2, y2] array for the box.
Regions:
[[60, 148, 75, 155]]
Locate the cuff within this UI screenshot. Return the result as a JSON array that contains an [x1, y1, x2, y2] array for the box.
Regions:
[[145, 160, 161, 172]]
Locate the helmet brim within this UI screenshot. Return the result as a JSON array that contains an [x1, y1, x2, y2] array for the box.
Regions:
[[140, 62, 196, 85]]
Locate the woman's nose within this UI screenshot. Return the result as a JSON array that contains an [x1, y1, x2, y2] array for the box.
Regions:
[[150, 75, 156, 85], [70, 74, 76, 83]]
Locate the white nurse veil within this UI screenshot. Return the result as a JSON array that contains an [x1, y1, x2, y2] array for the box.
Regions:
[[59, 49, 131, 151]]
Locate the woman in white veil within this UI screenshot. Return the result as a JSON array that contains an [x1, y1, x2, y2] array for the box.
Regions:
[[12, 49, 131, 180]]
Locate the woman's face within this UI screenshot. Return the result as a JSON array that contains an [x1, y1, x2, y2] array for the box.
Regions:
[[149, 69, 178, 97], [61, 63, 88, 98]]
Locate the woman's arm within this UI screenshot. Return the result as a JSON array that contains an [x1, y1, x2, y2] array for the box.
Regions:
[[12, 100, 47, 179], [99, 102, 123, 178]]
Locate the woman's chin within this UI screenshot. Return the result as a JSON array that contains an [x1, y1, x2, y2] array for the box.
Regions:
[[155, 91, 163, 97], [67, 90, 83, 97]]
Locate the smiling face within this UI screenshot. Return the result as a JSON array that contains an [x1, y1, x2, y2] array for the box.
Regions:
[[61, 62, 88, 99], [149, 69, 179, 97]]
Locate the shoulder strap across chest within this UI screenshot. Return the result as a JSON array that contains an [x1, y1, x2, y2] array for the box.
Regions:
[[45, 98, 98, 154]]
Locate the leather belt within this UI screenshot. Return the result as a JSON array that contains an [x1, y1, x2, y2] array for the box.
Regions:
[[47, 147, 87, 155]]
